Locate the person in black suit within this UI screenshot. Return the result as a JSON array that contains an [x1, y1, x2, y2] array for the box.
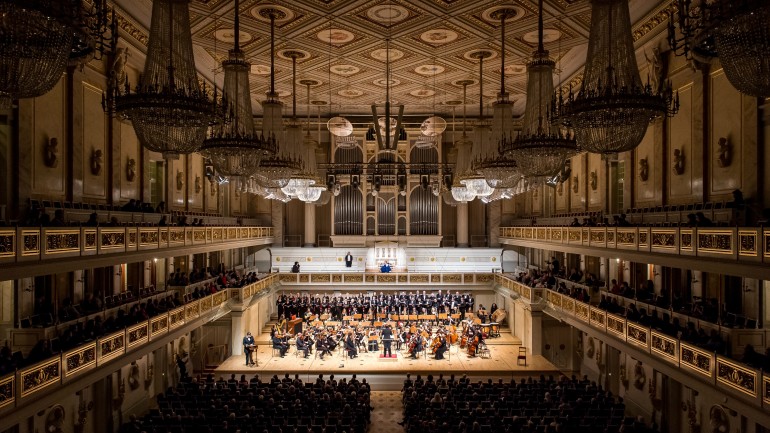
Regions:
[[381, 325, 393, 357], [242, 332, 255, 366], [345, 251, 353, 268], [434, 335, 448, 360], [344, 332, 357, 358], [272, 334, 288, 357], [296, 332, 310, 358], [291, 262, 300, 273]]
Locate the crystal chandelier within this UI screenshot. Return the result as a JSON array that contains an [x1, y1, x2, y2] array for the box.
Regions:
[[108, 0, 223, 159], [199, 0, 277, 178], [551, 0, 679, 155], [0, 0, 114, 108], [669, 0, 770, 97], [254, 9, 301, 191], [451, 80, 477, 203], [473, 9, 522, 190], [501, 0, 578, 178], [461, 51, 494, 198]]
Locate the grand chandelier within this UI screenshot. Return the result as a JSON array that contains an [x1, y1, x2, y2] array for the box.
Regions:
[[551, 0, 678, 155], [669, 0, 770, 97], [199, 0, 277, 178], [473, 9, 521, 190], [501, 0, 578, 178], [0, 0, 114, 108], [451, 81, 477, 203], [108, 0, 223, 159], [254, 9, 301, 191], [461, 51, 494, 198]]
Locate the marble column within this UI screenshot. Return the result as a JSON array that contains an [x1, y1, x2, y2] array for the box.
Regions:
[[457, 202, 469, 247], [304, 203, 316, 247]]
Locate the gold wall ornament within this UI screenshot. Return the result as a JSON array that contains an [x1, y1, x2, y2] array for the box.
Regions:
[[45, 404, 66, 433], [633, 360, 647, 390], [639, 157, 649, 181], [716, 137, 732, 168], [619, 359, 629, 390], [673, 147, 685, 175], [210, 179, 217, 196], [195, 175, 202, 193], [110, 47, 130, 89], [74, 400, 94, 433], [557, 182, 563, 196], [126, 158, 136, 182], [90, 148, 103, 176], [128, 362, 140, 390], [586, 336, 595, 359], [43, 137, 59, 168], [572, 175, 579, 193], [589, 170, 598, 190], [176, 171, 184, 191], [708, 405, 730, 433]]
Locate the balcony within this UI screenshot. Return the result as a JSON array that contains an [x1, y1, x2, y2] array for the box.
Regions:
[[493, 274, 770, 411], [498, 226, 770, 278], [277, 272, 496, 286], [0, 274, 278, 414], [0, 226, 274, 279]]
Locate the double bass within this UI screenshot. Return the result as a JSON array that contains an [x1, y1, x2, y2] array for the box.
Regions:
[[467, 334, 480, 357]]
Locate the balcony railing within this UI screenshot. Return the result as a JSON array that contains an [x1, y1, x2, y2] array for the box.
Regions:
[[277, 272, 496, 286], [0, 274, 278, 413], [498, 226, 768, 262], [0, 226, 274, 264], [493, 273, 770, 409]]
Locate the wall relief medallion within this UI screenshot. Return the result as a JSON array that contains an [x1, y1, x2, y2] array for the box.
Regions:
[[195, 175, 202, 194], [708, 405, 730, 433], [716, 137, 732, 168], [639, 158, 649, 181], [673, 147, 685, 175], [572, 175, 579, 193], [90, 149, 103, 176], [45, 404, 66, 433], [589, 171, 598, 191], [176, 171, 184, 191], [43, 137, 59, 168], [126, 158, 136, 182]]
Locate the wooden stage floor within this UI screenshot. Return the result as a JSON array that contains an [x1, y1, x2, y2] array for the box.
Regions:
[[214, 333, 561, 377]]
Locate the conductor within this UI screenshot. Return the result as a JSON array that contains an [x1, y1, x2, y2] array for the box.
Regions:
[[345, 251, 353, 268], [242, 332, 255, 366], [381, 324, 394, 357]]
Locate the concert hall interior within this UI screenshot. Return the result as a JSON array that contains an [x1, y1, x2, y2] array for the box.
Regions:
[[1, 0, 770, 433]]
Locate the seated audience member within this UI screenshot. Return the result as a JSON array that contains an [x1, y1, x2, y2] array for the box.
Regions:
[[291, 261, 301, 273]]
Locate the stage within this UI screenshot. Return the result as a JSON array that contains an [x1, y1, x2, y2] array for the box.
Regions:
[[214, 332, 561, 377]]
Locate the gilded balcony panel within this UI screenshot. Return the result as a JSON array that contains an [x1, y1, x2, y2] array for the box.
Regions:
[[524, 228, 533, 239], [616, 229, 636, 247], [738, 230, 758, 258], [589, 307, 606, 330], [716, 357, 757, 397], [127, 228, 137, 250], [345, 274, 363, 283], [537, 228, 546, 240], [83, 229, 97, 252], [193, 228, 206, 243], [332, 274, 343, 283], [589, 229, 605, 246], [44, 229, 80, 255], [552, 228, 562, 241], [279, 274, 298, 283], [311, 274, 331, 283], [365, 274, 375, 283], [547, 291, 562, 308], [680, 229, 693, 253], [206, 227, 212, 241], [606, 314, 625, 337], [21, 230, 41, 257], [169, 307, 185, 329], [98, 228, 126, 253], [299, 274, 309, 283], [213, 291, 227, 305], [185, 300, 200, 320], [568, 228, 581, 243], [764, 376, 770, 405], [680, 342, 713, 377], [626, 322, 649, 349], [638, 229, 649, 250], [606, 230, 615, 247], [697, 230, 734, 255], [410, 274, 429, 283], [199, 296, 212, 313], [97, 331, 125, 365], [0, 230, 16, 259], [562, 297, 575, 314], [378, 274, 396, 283], [139, 228, 159, 248], [575, 302, 589, 322], [212, 228, 223, 241], [169, 228, 185, 245], [651, 229, 676, 251], [581, 228, 589, 244], [19, 358, 60, 398], [476, 274, 493, 283], [127, 322, 149, 349], [442, 274, 462, 283], [149, 315, 168, 339], [239, 228, 248, 239], [0, 375, 14, 410], [63, 342, 96, 379], [651, 331, 678, 363]]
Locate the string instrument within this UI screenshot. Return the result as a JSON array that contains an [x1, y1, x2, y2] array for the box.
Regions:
[[430, 335, 442, 354], [447, 326, 459, 345], [407, 335, 417, 354], [468, 334, 480, 356]]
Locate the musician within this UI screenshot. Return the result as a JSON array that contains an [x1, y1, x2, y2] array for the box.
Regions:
[[409, 335, 423, 359], [345, 251, 353, 268], [380, 261, 392, 273], [317, 334, 332, 359], [291, 261, 300, 273], [477, 304, 488, 323], [271, 333, 288, 357], [434, 334, 448, 360], [296, 332, 310, 358], [379, 324, 393, 357], [242, 332, 255, 366], [344, 332, 357, 358]]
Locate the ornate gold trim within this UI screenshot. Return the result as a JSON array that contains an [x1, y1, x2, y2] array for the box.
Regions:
[[680, 342, 713, 377], [63, 342, 96, 378], [20, 358, 60, 398], [0, 375, 15, 409], [716, 357, 757, 397]]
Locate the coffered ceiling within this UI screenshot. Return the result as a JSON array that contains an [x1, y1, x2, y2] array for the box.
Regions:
[[112, 0, 673, 118]]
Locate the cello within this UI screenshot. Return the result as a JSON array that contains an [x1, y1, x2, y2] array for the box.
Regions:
[[467, 334, 480, 357]]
